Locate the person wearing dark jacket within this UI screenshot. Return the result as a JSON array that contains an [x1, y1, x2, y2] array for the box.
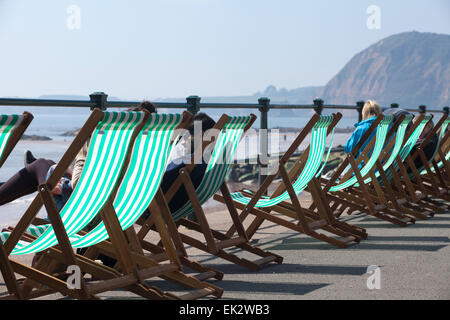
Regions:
[[383, 107, 438, 170]]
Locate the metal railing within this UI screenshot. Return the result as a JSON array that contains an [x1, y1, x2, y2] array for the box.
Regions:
[[1, 92, 449, 184]]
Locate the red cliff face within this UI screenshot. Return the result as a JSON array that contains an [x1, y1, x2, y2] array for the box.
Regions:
[[321, 31, 450, 108]]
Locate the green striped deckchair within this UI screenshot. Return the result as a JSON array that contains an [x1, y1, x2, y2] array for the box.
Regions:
[[136, 114, 285, 272], [418, 116, 449, 175], [0, 112, 33, 299], [413, 115, 450, 191], [434, 126, 450, 174], [6, 111, 145, 256], [0, 109, 148, 299], [172, 115, 254, 221], [401, 114, 450, 206], [432, 129, 450, 179], [327, 115, 394, 193], [218, 113, 368, 248], [316, 114, 423, 227], [1, 111, 223, 300], [231, 115, 336, 207], [351, 114, 438, 221], [376, 114, 448, 216], [0, 112, 34, 168]]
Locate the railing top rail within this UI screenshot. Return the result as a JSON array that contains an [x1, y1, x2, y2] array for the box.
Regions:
[[0, 97, 447, 114]]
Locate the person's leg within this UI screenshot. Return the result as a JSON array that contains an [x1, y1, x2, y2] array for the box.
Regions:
[[0, 158, 55, 206]]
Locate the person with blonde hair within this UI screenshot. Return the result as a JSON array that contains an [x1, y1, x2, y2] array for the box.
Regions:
[[344, 100, 382, 156]]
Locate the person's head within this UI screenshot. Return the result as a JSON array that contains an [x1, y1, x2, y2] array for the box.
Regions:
[[188, 112, 216, 135], [129, 100, 157, 113], [419, 118, 434, 140], [182, 112, 216, 154], [362, 100, 381, 120]]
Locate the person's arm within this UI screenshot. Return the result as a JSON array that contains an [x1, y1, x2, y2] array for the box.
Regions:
[[72, 141, 88, 189], [344, 127, 363, 154]]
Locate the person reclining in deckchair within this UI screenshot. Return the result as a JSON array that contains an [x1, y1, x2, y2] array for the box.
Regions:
[[384, 107, 438, 171], [96, 112, 217, 268], [144, 112, 216, 217]]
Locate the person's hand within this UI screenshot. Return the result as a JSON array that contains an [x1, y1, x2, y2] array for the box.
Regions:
[[52, 178, 64, 195]]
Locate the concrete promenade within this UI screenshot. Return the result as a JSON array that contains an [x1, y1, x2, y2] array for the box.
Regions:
[[1, 202, 449, 300]]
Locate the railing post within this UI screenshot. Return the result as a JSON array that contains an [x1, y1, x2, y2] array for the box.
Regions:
[[313, 98, 324, 115], [186, 95, 201, 115], [89, 92, 108, 110], [356, 101, 365, 122], [391, 103, 399, 109], [258, 97, 270, 187], [419, 105, 427, 114], [443, 106, 449, 114]]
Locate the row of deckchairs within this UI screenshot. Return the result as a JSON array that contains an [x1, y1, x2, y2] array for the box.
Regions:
[[218, 111, 449, 248], [0, 110, 224, 299], [0, 108, 448, 300]]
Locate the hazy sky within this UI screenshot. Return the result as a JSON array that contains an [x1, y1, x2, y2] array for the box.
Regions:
[[0, 0, 449, 100]]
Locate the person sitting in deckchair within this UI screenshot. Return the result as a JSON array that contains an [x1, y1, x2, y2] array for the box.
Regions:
[[344, 100, 382, 157], [384, 107, 438, 170], [97, 112, 216, 268], [0, 101, 156, 211], [141, 112, 216, 218]]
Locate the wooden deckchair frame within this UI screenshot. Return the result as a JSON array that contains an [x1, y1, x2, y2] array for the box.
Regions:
[[217, 112, 368, 248], [322, 112, 446, 227], [0, 110, 222, 300], [134, 114, 284, 275], [433, 129, 450, 182], [362, 113, 448, 217], [0, 111, 33, 298], [314, 114, 421, 227], [404, 113, 450, 203], [0, 112, 34, 168]]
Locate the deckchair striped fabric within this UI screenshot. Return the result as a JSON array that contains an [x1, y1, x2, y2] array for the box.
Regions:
[[0, 114, 25, 162], [71, 113, 183, 248], [361, 114, 414, 184], [0, 225, 82, 246], [171, 116, 252, 221], [3, 111, 145, 255], [419, 117, 450, 175], [327, 115, 394, 192], [383, 115, 432, 181], [231, 115, 335, 208]]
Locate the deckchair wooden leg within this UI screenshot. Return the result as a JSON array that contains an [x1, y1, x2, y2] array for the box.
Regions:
[[38, 184, 91, 299], [99, 201, 142, 280], [245, 215, 267, 239], [148, 194, 182, 269], [220, 182, 249, 241], [153, 190, 189, 257], [124, 228, 145, 256], [432, 160, 447, 188], [0, 240, 22, 299], [179, 168, 219, 254], [3, 197, 43, 254], [347, 156, 379, 216], [396, 156, 419, 202], [21, 253, 62, 298], [279, 165, 311, 233]]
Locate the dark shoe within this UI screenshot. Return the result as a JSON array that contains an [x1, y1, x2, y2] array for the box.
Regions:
[[24, 150, 37, 166]]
